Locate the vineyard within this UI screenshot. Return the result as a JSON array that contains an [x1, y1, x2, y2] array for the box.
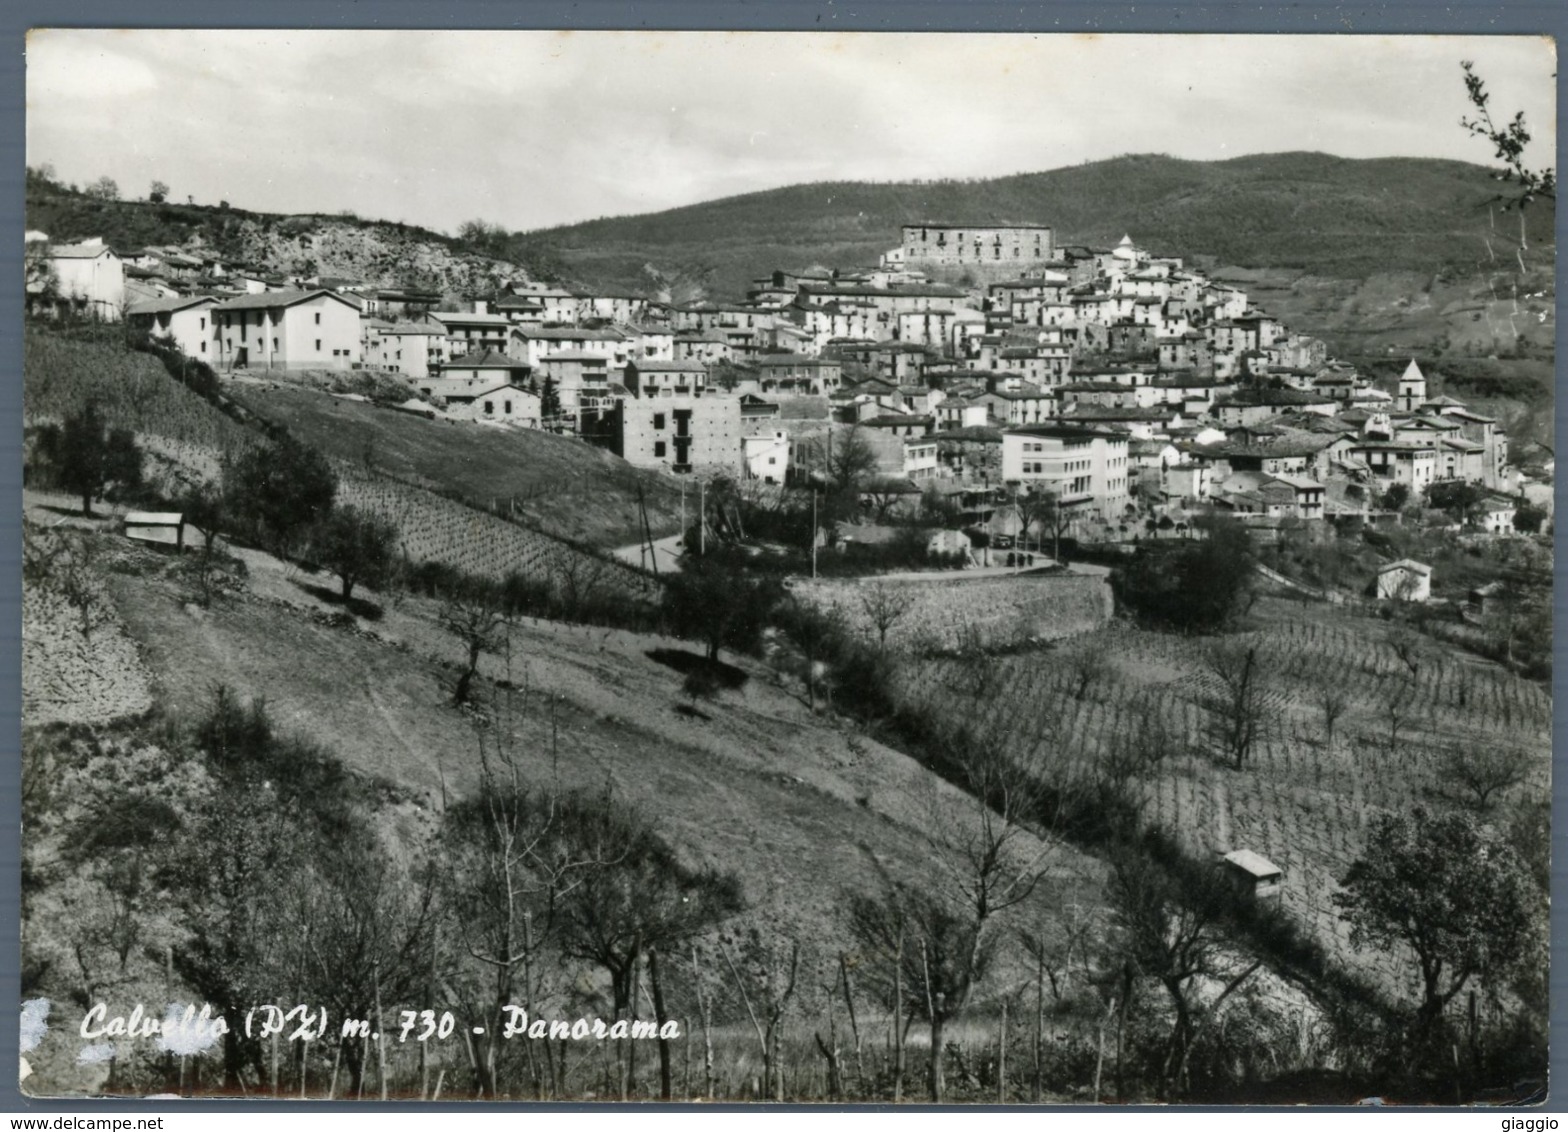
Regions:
[[337, 466, 660, 603], [22, 327, 657, 606], [23, 329, 258, 458], [895, 597, 1552, 998], [226, 382, 687, 548]]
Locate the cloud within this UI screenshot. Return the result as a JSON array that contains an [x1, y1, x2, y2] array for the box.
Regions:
[[24, 30, 1557, 234]]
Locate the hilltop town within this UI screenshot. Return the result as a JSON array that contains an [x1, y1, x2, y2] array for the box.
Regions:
[[21, 206, 1553, 1105], [26, 215, 1546, 565]]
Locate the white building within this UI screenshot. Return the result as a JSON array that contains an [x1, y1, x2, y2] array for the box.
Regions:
[[126, 296, 217, 360], [46, 240, 126, 319], [1001, 424, 1131, 521], [212, 289, 363, 371], [743, 430, 790, 484]]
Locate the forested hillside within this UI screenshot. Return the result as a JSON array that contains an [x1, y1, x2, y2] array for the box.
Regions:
[[522, 152, 1556, 298]]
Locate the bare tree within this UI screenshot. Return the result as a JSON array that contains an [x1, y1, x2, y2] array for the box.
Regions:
[[1430, 743, 1528, 812], [1202, 642, 1272, 771], [1388, 627, 1426, 681], [1066, 640, 1112, 701], [441, 688, 592, 1099], [776, 598, 842, 713], [555, 553, 609, 622], [1017, 488, 1075, 561], [826, 426, 881, 494], [719, 934, 800, 1101], [1108, 849, 1262, 1100], [860, 583, 908, 653], [439, 582, 510, 706], [887, 746, 1061, 1101], [1311, 672, 1352, 748]]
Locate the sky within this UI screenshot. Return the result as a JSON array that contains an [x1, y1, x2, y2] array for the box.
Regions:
[[25, 30, 1558, 237]]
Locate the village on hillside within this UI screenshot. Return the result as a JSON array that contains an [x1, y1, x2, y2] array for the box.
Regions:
[[25, 218, 1548, 588], [17, 25, 1558, 1111]]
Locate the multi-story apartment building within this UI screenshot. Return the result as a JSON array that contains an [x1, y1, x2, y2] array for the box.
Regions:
[[1001, 424, 1131, 521]]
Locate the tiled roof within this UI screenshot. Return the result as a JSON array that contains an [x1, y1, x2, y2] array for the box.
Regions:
[[212, 289, 359, 312], [444, 349, 526, 368]]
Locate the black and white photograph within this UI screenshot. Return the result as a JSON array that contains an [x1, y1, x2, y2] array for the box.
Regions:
[[17, 28, 1556, 1106]]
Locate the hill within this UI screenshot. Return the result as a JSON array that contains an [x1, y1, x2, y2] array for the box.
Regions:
[[19, 504, 1101, 1098], [25, 174, 536, 297], [22, 328, 662, 603], [522, 152, 1556, 299]]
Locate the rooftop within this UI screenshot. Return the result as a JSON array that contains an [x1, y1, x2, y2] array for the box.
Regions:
[[212, 288, 359, 312], [1222, 849, 1282, 879], [444, 348, 527, 368]]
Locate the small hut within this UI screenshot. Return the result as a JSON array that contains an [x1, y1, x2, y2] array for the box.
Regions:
[[1221, 849, 1283, 902], [1375, 558, 1431, 603], [123, 511, 185, 551]]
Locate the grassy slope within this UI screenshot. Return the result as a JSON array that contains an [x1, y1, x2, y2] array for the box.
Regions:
[[527, 153, 1557, 297], [94, 528, 1097, 970], [225, 382, 686, 547]]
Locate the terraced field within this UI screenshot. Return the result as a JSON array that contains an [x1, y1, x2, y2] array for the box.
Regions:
[[896, 598, 1551, 995]]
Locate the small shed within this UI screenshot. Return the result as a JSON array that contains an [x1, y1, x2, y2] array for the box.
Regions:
[[1469, 580, 1505, 617], [123, 511, 185, 551], [1221, 849, 1283, 901], [1375, 558, 1432, 603]]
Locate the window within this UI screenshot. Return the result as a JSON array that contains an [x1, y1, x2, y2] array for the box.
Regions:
[[199, 341, 206, 353], [484, 401, 494, 415], [315, 339, 322, 351], [653, 413, 666, 430], [654, 441, 666, 458], [199, 317, 206, 330], [314, 312, 321, 325], [504, 400, 512, 414]]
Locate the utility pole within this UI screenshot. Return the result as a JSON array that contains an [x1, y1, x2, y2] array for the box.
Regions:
[[699, 479, 706, 556], [811, 489, 818, 579]]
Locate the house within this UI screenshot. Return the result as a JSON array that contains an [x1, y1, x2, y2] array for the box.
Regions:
[[361, 319, 448, 379], [436, 311, 513, 356], [753, 354, 844, 396], [42, 240, 126, 319], [590, 396, 742, 474], [1263, 474, 1326, 520], [624, 359, 709, 399], [1350, 441, 1437, 493], [1221, 850, 1282, 901], [126, 296, 217, 360], [536, 352, 613, 421], [511, 325, 629, 369], [438, 348, 531, 386], [937, 397, 991, 430], [444, 384, 542, 428], [1479, 497, 1517, 535], [934, 426, 1004, 482], [978, 387, 1055, 427], [1164, 463, 1212, 503], [742, 430, 790, 483], [212, 289, 363, 371], [739, 394, 780, 422], [1376, 559, 1432, 603], [1468, 580, 1505, 616]]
